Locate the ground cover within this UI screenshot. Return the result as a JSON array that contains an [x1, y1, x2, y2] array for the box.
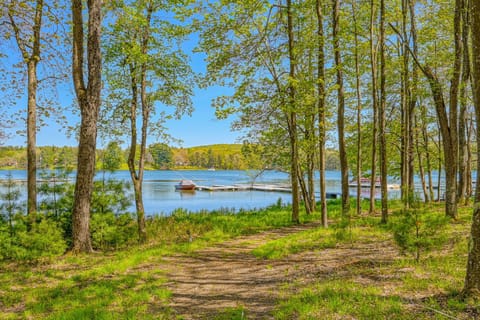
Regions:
[[0, 201, 478, 319]]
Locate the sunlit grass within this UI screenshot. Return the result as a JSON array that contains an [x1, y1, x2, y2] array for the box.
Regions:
[[0, 200, 478, 319], [274, 280, 406, 320], [0, 203, 320, 319], [271, 202, 478, 320]]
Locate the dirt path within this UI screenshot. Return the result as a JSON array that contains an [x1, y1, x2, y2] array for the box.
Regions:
[[163, 223, 398, 319]]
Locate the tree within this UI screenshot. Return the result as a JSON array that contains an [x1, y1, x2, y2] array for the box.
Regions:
[[196, 0, 306, 224], [1, 1, 68, 223], [5, 0, 43, 222], [286, 0, 300, 224], [104, 0, 193, 242], [351, 0, 362, 216], [464, 0, 480, 297], [332, 0, 349, 217], [102, 141, 122, 172], [71, 0, 102, 253], [379, 0, 388, 223], [149, 143, 173, 169], [391, 0, 462, 219], [316, 0, 328, 226], [369, 0, 379, 214]]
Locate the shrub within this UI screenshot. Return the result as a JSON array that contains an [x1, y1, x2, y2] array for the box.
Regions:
[[91, 212, 137, 250], [390, 205, 448, 262], [0, 215, 66, 262]]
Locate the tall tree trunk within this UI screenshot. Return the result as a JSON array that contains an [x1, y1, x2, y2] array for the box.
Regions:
[[464, 0, 480, 296], [369, 0, 378, 214], [332, 0, 349, 216], [415, 114, 429, 202], [423, 64, 458, 217], [400, 0, 410, 206], [466, 119, 473, 205], [26, 59, 38, 225], [443, 0, 462, 217], [351, 0, 362, 216], [126, 3, 154, 243], [379, 0, 388, 223], [316, 0, 327, 227], [8, 0, 44, 224], [127, 61, 148, 243], [286, 0, 300, 224], [458, 0, 470, 205], [71, 0, 102, 253], [424, 116, 434, 203], [436, 131, 442, 201], [408, 0, 418, 204]]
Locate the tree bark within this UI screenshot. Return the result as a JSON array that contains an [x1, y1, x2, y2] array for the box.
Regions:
[[458, 0, 470, 205], [316, 0, 327, 227], [463, 0, 480, 297], [71, 0, 102, 253], [408, 0, 418, 204], [423, 65, 458, 217], [351, 0, 362, 216], [369, 0, 378, 214], [400, 0, 410, 206], [379, 0, 388, 223], [286, 0, 300, 224], [332, 0, 350, 216]]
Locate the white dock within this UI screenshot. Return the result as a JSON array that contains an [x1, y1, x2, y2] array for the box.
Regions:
[[193, 183, 340, 199]]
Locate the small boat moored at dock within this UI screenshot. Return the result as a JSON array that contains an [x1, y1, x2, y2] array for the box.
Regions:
[[175, 179, 196, 191]]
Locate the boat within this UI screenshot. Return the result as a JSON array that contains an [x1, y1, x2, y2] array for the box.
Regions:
[[175, 179, 196, 191]]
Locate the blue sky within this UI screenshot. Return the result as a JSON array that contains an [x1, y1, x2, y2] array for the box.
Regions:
[[4, 87, 241, 148], [1, 32, 241, 149]]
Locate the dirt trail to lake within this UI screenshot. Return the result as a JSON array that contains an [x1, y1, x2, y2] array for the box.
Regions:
[[162, 222, 398, 319]]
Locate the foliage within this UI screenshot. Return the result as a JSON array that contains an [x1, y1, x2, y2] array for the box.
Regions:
[[0, 214, 66, 262], [149, 143, 173, 169], [100, 141, 123, 172], [0, 172, 23, 235], [389, 205, 449, 262], [91, 212, 137, 250]]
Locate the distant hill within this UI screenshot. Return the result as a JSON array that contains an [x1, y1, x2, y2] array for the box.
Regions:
[[0, 144, 340, 171]]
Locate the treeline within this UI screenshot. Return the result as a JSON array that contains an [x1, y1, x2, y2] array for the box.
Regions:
[[0, 144, 342, 171]]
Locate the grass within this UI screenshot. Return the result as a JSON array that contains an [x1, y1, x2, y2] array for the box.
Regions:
[[1, 200, 479, 319], [0, 202, 318, 319], [274, 280, 405, 319], [267, 202, 479, 320]]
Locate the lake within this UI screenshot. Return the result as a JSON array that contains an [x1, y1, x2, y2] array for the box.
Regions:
[[0, 169, 405, 215]]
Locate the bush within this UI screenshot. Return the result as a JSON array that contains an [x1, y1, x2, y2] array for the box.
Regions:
[[91, 212, 137, 250], [0, 215, 66, 262]]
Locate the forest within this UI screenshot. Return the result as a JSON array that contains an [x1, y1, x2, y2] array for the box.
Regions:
[[0, 144, 342, 170], [1, 0, 480, 318]]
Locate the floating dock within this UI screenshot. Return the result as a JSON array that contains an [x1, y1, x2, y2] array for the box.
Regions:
[[193, 183, 340, 199]]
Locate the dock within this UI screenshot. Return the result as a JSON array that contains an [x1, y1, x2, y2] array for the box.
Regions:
[[193, 183, 340, 199]]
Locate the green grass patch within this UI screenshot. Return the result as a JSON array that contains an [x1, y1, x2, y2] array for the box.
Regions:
[[252, 227, 340, 259], [212, 306, 247, 320], [274, 280, 405, 319]]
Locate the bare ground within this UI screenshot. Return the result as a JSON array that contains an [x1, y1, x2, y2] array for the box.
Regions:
[[162, 222, 400, 319]]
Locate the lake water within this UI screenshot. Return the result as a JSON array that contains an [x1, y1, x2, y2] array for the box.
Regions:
[[0, 169, 405, 215]]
